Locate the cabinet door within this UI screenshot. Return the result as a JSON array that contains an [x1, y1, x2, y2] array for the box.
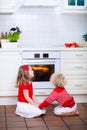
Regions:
[[64, 0, 86, 9], [23, 0, 59, 7], [0, 52, 22, 96], [0, 0, 15, 13], [62, 0, 87, 13], [65, 79, 87, 94], [61, 51, 87, 58], [61, 59, 87, 74]]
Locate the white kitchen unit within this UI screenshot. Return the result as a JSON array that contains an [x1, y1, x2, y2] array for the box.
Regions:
[[60, 50, 87, 102], [0, 50, 22, 105], [23, 0, 59, 7], [0, 0, 25, 13], [0, 47, 87, 105], [62, 0, 87, 14], [0, 0, 15, 13]]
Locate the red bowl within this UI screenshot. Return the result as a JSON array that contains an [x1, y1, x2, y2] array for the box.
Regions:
[[65, 43, 72, 47]]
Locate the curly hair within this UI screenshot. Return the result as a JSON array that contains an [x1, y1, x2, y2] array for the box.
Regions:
[[50, 73, 67, 87]]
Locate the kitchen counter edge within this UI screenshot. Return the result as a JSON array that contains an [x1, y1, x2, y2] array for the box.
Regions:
[[0, 47, 87, 51]]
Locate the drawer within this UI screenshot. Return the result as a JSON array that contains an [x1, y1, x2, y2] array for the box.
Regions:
[[61, 51, 87, 58], [65, 75, 87, 80], [65, 80, 87, 94], [34, 89, 52, 95], [66, 89, 87, 94], [61, 59, 87, 63], [61, 62, 87, 74], [66, 80, 87, 90]]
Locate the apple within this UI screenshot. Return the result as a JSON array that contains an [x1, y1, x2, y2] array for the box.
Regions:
[[71, 42, 77, 48]]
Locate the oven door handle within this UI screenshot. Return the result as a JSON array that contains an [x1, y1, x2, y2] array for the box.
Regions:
[[23, 60, 57, 64]]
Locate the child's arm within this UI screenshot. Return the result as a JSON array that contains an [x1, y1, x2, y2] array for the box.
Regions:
[[23, 90, 38, 107], [39, 100, 50, 109], [39, 89, 57, 109], [33, 95, 41, 105]]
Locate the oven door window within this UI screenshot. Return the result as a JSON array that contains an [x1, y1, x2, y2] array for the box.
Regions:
[[31, 65, 54, 82]]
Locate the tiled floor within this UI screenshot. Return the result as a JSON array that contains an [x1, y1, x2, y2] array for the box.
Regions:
[[0, 103, 87, 130]]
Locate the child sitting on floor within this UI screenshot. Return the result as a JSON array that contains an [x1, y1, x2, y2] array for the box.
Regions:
[[39, 73, 79, 116], [15, 65, 46, 118]]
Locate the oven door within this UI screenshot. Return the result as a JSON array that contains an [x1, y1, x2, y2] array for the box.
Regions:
[[23, 59, 60, 89]]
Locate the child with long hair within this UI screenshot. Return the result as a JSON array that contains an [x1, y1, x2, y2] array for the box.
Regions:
[[39, 73, 79, 116], [15, 65, 46, 118]]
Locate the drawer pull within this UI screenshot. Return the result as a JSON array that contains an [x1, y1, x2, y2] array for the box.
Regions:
[[38, 91, 46, 94], [75, 67, 83, 69], [75, 54, 83, 57], [75, 84, 83, 87]]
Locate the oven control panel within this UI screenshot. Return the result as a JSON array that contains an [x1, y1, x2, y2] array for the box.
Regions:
[[22, 51, 60, 59], [34, 53, 49, 58]]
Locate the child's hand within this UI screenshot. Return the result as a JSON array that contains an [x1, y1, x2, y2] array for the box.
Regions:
[[34, 103, 40, 107]]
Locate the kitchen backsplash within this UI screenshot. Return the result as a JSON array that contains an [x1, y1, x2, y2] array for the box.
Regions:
[[0, 7, 87, 47]]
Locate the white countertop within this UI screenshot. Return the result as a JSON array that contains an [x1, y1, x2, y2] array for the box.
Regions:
[[0, 46, 87, 51], [23, 46, 87, 51]]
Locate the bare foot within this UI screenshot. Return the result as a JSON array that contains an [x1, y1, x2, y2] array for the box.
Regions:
[[57, 110, 80, 117], [73, 110, 80, 115]]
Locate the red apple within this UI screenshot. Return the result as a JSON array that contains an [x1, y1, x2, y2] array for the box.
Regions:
[[71, 42, 77, 48]]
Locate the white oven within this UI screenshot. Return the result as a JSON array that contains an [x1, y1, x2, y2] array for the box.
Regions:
[[22, 51, 60, 90]]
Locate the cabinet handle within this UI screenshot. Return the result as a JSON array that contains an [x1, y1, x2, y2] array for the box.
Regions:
[[75, 66, 83, 69], [19, 52, 22, 55], [37, 91, 46, 94], [75, 54, 83, 57], [75, 84, 83, 87]]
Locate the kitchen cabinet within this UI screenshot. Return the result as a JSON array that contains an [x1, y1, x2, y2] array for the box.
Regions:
[[0, 0, 15, 13], [0, 51, 22, 96], [60, 51, 87, 94], [62, 0, 87, 14], [0, 0, 25, 13], [23, 0, 59, 7], [0, 48, 87, 105]]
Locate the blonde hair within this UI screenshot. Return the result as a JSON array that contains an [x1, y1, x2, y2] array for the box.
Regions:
[[50, 73, 67, 87], [15, 65, 30, 87]]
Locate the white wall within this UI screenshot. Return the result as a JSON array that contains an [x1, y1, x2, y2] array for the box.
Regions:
[[0, 6, 87, 47]]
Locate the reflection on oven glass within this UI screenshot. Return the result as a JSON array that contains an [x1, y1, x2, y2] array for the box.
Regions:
[[32, 65, 54, 82]]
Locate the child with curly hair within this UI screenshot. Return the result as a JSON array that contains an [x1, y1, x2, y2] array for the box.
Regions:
[[39, 73, 79, 116], [15, 65, 46, 118]]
